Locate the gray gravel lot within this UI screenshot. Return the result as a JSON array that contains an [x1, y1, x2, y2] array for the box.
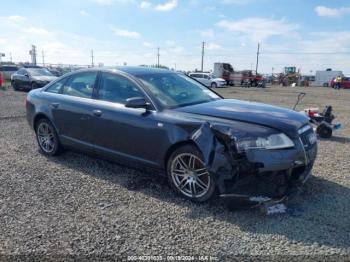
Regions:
[[0, 86, 349, 260]]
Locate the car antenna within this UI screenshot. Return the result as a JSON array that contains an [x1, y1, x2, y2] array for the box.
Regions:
[[293, 92, 306, 111]]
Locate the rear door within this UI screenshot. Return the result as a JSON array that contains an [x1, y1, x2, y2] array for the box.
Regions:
[[49, 71, 98, 152], [202, 74, 211, 86], [194, 74, 206, 86]]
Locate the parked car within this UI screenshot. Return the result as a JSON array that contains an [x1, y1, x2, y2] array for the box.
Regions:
[[47, 68, 64, 77], [330, 77, 350, 89], [0, 65, 19, 81], [26, 67, 317, 203], [12, 67, 57, 91], [188, 72, 226, 88]]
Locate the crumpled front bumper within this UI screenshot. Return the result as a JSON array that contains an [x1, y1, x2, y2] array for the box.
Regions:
[[191, 122, 317, 211]]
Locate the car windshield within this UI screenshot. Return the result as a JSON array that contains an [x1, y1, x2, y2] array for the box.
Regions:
[[27, 68, 53, 76], [137, 73, 221, 108]]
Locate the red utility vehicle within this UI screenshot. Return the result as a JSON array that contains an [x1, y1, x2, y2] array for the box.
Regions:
[[330, 77, 350, 89]]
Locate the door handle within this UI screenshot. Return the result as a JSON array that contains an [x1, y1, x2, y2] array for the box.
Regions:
[[51, 103, 59, 108], [92, 109, 103, 117]]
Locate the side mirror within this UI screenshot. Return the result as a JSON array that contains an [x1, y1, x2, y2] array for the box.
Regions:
[[125, 97, 150, 110], [24, 73, 29, 78]]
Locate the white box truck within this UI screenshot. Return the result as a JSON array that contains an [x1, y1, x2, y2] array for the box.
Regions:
[[315, 70, 343, 87], [214, 62, 247, 86]]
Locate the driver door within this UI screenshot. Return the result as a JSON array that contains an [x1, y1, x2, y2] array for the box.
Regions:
[[91, 72, 161, 167]]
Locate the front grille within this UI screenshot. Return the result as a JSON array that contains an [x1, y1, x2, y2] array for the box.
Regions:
[[298, 125, 317, 164], [299, 125, 316, 149]]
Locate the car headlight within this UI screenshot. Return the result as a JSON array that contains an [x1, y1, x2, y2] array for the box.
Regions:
[[237, 133, 294, 151]]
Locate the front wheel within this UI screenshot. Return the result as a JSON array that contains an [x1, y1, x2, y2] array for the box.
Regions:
[[167, 145, 216, 202], [35, 118, 62, 156], [12, 81, 19, 91]]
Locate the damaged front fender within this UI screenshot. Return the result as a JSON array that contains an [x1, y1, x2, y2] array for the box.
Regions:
[[190, 122, 317, 210]]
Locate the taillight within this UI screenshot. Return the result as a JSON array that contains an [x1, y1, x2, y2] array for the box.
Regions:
[[0, 72, 3, 87]]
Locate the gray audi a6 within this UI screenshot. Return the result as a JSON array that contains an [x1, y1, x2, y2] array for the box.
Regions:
[[26, 67, 317, 203]]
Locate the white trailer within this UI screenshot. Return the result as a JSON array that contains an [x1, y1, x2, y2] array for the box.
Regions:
[[315, 70, 343, 87]]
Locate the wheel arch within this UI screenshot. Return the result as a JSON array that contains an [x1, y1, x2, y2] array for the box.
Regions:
[[163, 140, 201, 170], [33, 113, 52, 130]]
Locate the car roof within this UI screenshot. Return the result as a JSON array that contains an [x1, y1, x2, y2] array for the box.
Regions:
[[189, 72, 210, 75], [107, 66, 173, 76], [57, 66, 177, 78]]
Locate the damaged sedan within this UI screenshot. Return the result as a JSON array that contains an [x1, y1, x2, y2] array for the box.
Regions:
[[26, 67, 317, 205]]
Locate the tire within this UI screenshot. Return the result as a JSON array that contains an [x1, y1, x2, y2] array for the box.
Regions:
[[35, 118, 62, 156], [211, 82, 218, 89], [317, 124, 332, 139], [167, 145, 216, 202], [12, 81, 19, 91], [30, 82, 38, 91]]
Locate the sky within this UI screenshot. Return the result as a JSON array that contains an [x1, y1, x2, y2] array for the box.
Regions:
[[1, 0, 350, 74]]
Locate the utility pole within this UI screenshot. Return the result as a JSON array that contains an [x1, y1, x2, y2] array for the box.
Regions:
[[10, 52, 12, 63], [255, 43, 260, 75], [29, 45, 37, 66], [91, 49, 94, 67], [157, 47, 160, 68], [42, 51, 45, 66], [201, 42, 205, 72]]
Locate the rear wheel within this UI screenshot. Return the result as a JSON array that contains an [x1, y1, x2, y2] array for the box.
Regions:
[[167, 145, 215, 202], [31, 82, 38, 90], [317, 124, 332, 138], [35, 118, 62, 156]]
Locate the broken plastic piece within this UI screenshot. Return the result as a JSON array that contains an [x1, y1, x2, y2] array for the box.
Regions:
[[261, 203, 287, 215]]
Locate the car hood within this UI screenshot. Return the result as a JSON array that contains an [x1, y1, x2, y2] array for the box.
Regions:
[[32, 76, 57, 82], [176, 99, 309, 137]]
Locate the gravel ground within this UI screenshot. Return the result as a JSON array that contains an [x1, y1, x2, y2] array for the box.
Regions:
[[0, 86, 349, 260]]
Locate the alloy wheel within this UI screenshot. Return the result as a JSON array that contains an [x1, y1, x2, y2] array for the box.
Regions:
[[170, 153, 210, 198], [37, 122, 55, 153]]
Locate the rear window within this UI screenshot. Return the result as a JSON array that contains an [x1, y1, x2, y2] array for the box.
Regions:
[[190, 74, 201, 78]]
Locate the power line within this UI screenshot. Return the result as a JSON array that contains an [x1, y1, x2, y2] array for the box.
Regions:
[[261, 51, 350, 54]]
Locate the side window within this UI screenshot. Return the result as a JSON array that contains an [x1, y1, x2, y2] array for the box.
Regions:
[[97, 72, 144, 104], [17, 69, 25, 75], [45, 78, 67, 94], [62, 72, 97, 98], [204, 75, 210, 80]]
